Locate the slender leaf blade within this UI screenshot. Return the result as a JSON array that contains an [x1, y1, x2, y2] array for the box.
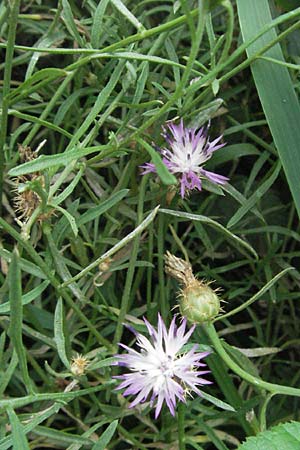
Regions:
[[91, 420, 118, 450], [7, 408, 30, 450], [237, 0, 300, 219]]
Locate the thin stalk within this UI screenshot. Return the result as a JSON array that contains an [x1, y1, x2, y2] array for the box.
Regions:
[[157, 212, 167, 320], [218, 0, 234, 64], [205, 322, 300, 397], [0, 9, 200, 55], [178, 401, 186, 450], [0, 0, 21, 214]]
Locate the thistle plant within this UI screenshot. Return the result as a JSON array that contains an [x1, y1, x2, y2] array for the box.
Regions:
[[1, 0, 300, 449]]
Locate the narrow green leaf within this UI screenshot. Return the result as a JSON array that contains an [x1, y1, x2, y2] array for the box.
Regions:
[[7, 68, 67, 103], [88, 357, 117, 371], [159, 208, 258, 259], [53, 87, 95, 126], [67, 59, 126, 149], [0, 403, 61, 450], [227, 161, 281, 228], [46, 232, 85, 302], [25, 34, 65, 79], [8, 249, 33, 394], [0, 351, 18, 397], [77, 189, 129, 227], [0, 280, 49, 314], [8, 145, 110, 176], [232, 346, 280, 358], [91, 0, 110, 48], [137, 138, 177, 186], [53, 164, 85, 206], [54, 298, 70, 369], [61, 0, 85, 46], [200, 391, 235, 412], [110, 0, 143, 30], [7, 408, 30, 450], [34, 426, 93, 446], [237, 0, 300, 219], [50, 204, 78, 237], [0, 382, 113, 409], [8, 109, 72, 138], [61, 205, 160, 286], [91, 420, 118, 450], [217, 267, 294, 322], [0, 248, 46, 278]]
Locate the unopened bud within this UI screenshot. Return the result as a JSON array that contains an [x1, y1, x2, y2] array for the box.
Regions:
[[70, 354, 89, 376], [180, 280, 220, 323], [165, 252, 221, 323]]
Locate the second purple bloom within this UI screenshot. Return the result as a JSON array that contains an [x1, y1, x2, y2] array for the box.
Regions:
[[141, 120, 229, 198]]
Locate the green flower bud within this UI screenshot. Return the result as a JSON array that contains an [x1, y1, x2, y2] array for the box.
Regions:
[[180, 281, 220, 323]]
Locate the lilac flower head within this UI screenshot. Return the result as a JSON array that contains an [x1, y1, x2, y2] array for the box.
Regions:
[[141, 120, 229, 198], [114, 314, 211, 418]]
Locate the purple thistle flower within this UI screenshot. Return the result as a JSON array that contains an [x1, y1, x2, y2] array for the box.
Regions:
[[114, 314, 211, 418], [141, 120, 229, 198]]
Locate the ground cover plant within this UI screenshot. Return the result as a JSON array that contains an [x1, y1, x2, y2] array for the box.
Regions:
[[1, 0, 300, 448]]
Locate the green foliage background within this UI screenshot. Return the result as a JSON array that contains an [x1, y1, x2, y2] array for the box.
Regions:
[[1, 0, 300, 448]]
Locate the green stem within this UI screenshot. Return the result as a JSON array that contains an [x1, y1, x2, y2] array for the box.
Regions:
[[131, 0, 208, 139], [218, 0, 234, 64], [178, 401, 186, 450], [0, 0, 21, 214], [0, 8, 199, 56], [157, 212, 167, 320], [205, 322, 300, 397]]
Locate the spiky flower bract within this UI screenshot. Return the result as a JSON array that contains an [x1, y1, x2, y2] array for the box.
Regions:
[[141, 120, 229, 197], [114, 314, 211, 418]]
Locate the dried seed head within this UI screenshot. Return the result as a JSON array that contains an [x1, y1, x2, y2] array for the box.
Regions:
[[14, 180, 41, 221], [180, 280, 220, 323], [13, 143, 51, 224], [164, 251, 194, 285], [18, 143, 37, 162], [70, 354, 89, 376]]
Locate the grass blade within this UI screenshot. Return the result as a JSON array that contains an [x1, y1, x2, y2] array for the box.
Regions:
[[237, 0, 300, 219]]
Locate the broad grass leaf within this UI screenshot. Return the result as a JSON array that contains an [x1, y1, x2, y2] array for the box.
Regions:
[[237, 0, 300, 219]]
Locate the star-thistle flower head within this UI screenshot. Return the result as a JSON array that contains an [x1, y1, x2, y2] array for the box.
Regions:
[[141, 119, 229, 198], [114, 314, 211, 418]]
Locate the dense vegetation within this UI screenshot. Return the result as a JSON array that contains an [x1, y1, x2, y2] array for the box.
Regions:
[[1, 0, 300, 448]]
